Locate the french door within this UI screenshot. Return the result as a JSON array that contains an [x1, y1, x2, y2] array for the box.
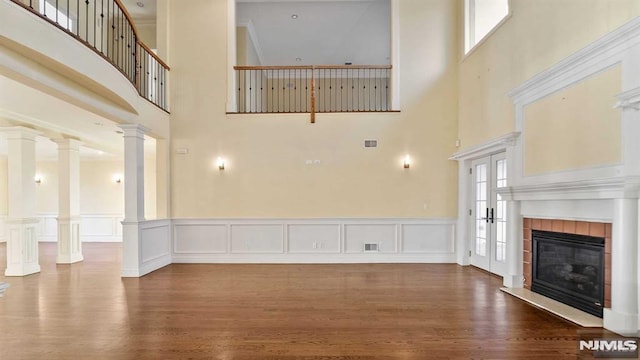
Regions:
[[470, 152, 508, 276]]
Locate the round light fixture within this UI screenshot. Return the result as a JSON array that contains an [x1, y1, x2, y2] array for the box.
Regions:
[[291, 14, 298, 19], [136, 2, 144, 7]]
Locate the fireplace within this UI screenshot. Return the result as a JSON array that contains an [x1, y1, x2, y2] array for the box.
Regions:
[[532, 230, 605, 317]]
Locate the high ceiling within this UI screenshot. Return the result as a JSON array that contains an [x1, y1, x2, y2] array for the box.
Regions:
[[237, 0, 390, 65], [1, 0, 389, 160], [121, 0, 157, 20], [117, 0, 391, 66]]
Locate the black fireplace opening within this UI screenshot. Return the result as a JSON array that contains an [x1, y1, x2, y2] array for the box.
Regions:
[[532, 230, 605, 318]]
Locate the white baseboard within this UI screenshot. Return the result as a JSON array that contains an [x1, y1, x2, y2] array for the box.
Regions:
[[172, 253, 456, 264]]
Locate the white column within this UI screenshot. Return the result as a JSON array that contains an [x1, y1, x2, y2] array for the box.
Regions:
[[603, 198, 639, 336], [119, 124, 147, 277], [54, 139, 83, 264], [503, 200, 523, 288], [3, 126, 40, 277]]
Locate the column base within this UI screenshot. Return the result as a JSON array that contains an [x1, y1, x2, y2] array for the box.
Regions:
[[603, 308, 639, 337], [56, 217, 83, 264], [503, 274, 525, 288], [56, 253, 84, 264], [5, 263, 40, 277], [4, 218, 40, 277], [121, 222, 141, 278]]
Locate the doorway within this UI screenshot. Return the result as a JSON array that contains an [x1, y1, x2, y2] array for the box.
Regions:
[[470, 152, 507, 276]]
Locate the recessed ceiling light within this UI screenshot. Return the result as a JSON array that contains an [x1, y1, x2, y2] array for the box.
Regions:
[[291, 14, 298, 19], [295, 57, 302, 62], [136, 2, 144, 7]]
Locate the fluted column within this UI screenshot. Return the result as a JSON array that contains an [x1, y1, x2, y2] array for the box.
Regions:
[[54, 139, 83, 264]]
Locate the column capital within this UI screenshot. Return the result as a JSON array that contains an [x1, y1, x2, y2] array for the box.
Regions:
[[0, 126, 41, 140], [119, 124, 150, 138]]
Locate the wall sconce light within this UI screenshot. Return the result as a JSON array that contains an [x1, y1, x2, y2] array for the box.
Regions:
[[403, 155, 411, 169], [216, 157, 226, 170], [113, 174, 123, 184], [34, 175, 43, 185]]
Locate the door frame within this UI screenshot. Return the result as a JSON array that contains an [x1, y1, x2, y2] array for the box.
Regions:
[[450, 132, 520, 270], [469, 152, 508, 276]]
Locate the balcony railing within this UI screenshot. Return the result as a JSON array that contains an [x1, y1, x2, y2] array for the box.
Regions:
[[9, 0, 169, 112], [234, 65, 392, 123]]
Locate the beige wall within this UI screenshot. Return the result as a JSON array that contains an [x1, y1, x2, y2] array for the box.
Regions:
[[1, 157, 156, 219], [168, 0, 459, 218], [137, 23, 157, 50], [236, 26, 260, 66], [458, 0, 640, 150], [524, 66, 622, 175], [33, 160, 124, 215]]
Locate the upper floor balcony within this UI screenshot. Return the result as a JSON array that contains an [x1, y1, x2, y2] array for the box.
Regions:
[[7, 0, 169, 112]]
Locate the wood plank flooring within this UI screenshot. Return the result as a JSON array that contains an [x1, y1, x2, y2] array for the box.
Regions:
[[0, 243, 611, 359]]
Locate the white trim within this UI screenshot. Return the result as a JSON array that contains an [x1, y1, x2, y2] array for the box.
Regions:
[[508, 18, 640, 101], [36, 213, 123, 242], [236, 19, 266, 66], [615, 86, 640, 111], [390, 0, 400, 110], [450, 132, 519, 267], [139, 219, 171, 276], [172, 218, 456, 264], [498, 177, 640, 202], [226, 0, 237, 112], [450, 131, 520, 161]]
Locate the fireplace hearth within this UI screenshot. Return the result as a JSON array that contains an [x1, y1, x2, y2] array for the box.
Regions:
[[532, 230, 605, 318]]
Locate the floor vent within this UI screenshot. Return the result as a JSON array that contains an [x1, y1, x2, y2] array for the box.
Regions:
[[364, 243, 379, 252]]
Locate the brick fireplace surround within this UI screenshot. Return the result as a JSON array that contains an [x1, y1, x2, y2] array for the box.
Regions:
[[523, 218, 611, 309]]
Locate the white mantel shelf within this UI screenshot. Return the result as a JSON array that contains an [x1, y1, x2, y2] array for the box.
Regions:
[[498, 177, 640, 201]]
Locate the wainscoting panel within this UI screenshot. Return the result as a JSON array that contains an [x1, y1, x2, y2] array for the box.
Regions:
[[344, 224, 397, 253], [401, 224, 455, 253], [36, 214, 123, 242], [173, 224, 228, 254], [172, 218, 456, 263], [139, 220, 172, 276], [287, 224, 341, 253], [230, 224, 284, 254]]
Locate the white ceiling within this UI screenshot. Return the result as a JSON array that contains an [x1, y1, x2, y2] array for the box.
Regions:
[[121, 0, 157, 20], [237, 0, 390, 65], [0, 74, 155, 161]]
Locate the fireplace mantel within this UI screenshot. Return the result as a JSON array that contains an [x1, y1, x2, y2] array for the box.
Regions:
[[498, 176, 640, 202]]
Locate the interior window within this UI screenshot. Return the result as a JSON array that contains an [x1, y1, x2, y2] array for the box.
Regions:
[[465, 0, 509, 54]]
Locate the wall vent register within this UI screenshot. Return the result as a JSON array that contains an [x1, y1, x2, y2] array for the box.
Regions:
[[364, 140, 378, 148]]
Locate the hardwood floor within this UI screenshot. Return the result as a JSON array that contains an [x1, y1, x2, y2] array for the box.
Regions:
[[0, 243, 610, 359]]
